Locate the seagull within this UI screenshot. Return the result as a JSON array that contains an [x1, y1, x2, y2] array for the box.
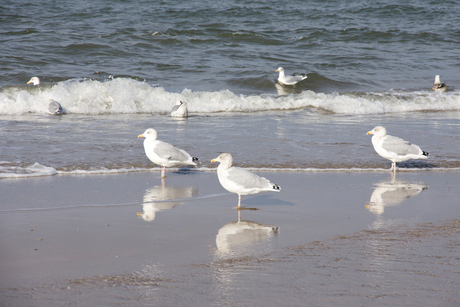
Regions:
[[48, 99, 63, 115], [367, 126, 429, 173], [171, 100, 188, 118], [27, 76, 40, 86], [432, 75, 449, 92], [211, 153, 280, 208], [138, 128, 198, 178], [275, 67, 307, 85]]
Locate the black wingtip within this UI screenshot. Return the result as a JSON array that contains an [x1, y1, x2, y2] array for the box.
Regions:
[[192, 157, 199, 162], [273, 184, 281, 191], [423, 151, 429, 157]]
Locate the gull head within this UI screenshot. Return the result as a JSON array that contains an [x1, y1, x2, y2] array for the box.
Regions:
[[211, 153, 233, 168], [275, 67, 284, 73], [138, 128, 158, 140], [434, 75, 442, 84], [27, 77, 40, 86], [367, 126, 387, 137]]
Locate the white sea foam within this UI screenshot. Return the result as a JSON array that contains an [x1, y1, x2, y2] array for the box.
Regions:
[[1, 78, 459, 115], [0, 162, 57, 179], [2, 164, 459, 179]]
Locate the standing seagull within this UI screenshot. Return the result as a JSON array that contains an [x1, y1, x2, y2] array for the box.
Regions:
[[275, 67, 307, 85], [27, 77, 63, 114], [432, 75, 449, 92], [211, 153, 280, 208], [170, 100, 188, 118], [367, 126, 429, 173], [138, 128, 198, 178]]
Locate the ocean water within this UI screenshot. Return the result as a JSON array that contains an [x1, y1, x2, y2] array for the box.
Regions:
[[1, 0, 459, 177], [1, 2, 460, 306]]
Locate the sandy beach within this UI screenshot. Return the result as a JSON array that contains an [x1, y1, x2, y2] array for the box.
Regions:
[[1, 170, 458, 306]]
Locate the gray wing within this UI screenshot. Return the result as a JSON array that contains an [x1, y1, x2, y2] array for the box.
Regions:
[[153, 141, 191, 162], [171, 105, 180, 112], [381, 135, 422, 155], [285, 75, 304, 83], [226, 167, 271, 189]]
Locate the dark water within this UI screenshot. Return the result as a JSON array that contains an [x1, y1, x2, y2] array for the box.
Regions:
[[2, 0, 459, 93]]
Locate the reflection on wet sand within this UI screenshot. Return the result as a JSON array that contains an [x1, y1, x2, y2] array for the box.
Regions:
[[137, 179, 197, 221], [366, 177, 428, 215], [215, 209, 279, 256]]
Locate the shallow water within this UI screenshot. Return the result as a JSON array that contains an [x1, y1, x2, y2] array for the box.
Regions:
[[0, 171, 458, 306], [1, 110, 460, 178]]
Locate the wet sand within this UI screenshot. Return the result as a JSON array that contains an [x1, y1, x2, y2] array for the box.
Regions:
[[0, 170, 459, 306]]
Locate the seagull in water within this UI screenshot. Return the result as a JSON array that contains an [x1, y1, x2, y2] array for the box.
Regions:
[[170, 100, 188, 118], [275, 67, 307, 85], [27, 77, 63, 114], [48, 99, 63, 115], [367, 126, 429, 173], [138, 128, 198, 178], [432, 75, 449, 92], [27, 76, 40, 86], [211, 153, 280, 208]]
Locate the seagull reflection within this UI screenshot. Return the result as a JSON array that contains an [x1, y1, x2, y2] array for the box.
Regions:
[[137, 180, 197, 221], [275, 83, 303, 96], [366, 178, 428, 215], [215, 209, 279, 256]]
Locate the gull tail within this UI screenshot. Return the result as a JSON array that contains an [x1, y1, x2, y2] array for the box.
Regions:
[[422, 151, 429, 157]]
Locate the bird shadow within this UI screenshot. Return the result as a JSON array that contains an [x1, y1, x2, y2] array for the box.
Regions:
[[170, 167, 201, 175], [394, 160, 437, 170]]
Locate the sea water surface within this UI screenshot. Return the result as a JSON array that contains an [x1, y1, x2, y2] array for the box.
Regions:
[[1, 0, 460, 177], [1, 0, 460, 305]]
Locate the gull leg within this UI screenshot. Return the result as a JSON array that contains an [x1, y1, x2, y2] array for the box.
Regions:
[[237, 194, 241, 208], [161, 166, 166, 178]]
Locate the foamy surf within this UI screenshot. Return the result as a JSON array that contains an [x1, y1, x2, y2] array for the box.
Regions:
[[0, 162, 57, 179], [3, 164, 459, 179], [1, 78, 459, 115]]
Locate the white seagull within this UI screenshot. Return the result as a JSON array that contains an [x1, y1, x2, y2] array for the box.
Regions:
[[367, 126, 429, 173], [138, 128, 198, 178], [275, 67, 307, 85], [170, 100, 188, 118], [211, 153, 280, 208], [432, 75, 449, 92]]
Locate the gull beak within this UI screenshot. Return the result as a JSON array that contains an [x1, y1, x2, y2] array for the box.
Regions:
[[138, 134, 144, 138], [211, 159, 217, 163], [27, 81, 32, 84], [366, 131, 372, 135], [275, 69, 279, 72]]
